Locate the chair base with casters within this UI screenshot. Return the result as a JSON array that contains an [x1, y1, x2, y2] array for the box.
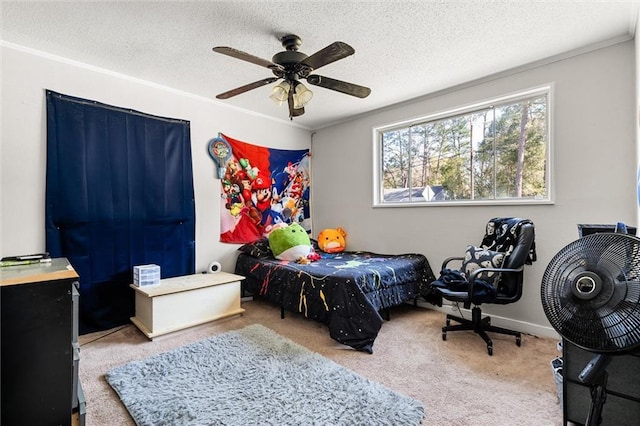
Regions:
[[442, 306, 521, 356]]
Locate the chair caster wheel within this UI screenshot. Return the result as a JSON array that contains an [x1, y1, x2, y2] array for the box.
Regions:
[[487, 346, 493, 356], [442, 332, 447, 341], [516, 336, 521, 346]]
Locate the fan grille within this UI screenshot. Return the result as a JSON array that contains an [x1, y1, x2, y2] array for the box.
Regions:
[[541, 233, 640, 353]]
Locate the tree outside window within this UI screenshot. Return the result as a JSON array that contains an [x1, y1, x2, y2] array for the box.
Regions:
[[377, 88, 549, 205]]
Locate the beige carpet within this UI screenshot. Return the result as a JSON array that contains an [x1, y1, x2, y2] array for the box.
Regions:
[[79, 299, 562, 425]]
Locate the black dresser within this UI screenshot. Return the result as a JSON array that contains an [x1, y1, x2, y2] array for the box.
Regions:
[[563, 339, 640, 425], [1, 258, 85, 426]]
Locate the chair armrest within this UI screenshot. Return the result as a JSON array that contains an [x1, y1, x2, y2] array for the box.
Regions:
[[467, 265, 524, 296], [441, 256, 464, 271], [436, 261, 524, 308]]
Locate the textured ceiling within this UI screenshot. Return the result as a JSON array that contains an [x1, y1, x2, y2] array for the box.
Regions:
[[2, 1, 639, 130]]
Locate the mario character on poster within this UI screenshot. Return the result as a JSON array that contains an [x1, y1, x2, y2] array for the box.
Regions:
[[214, 133, 311, 244]]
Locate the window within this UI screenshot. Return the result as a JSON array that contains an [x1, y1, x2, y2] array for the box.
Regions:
[[374, 86, 551, 206]]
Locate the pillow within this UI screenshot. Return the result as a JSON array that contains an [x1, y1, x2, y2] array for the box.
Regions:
[[268, 223, 312, 262], [461, 245, 505, 286], [317, 227, 347, 253], [237, 238, 273, 259]]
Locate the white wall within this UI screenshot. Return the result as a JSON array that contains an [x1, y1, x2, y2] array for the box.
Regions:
[[311, 41, 637, 338], [636, 9, 640, 228], [0, 44, 311, 273], [3, 40, 637, 339]]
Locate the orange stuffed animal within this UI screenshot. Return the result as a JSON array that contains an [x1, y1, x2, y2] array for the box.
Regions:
[[317, 227, 347, 253]]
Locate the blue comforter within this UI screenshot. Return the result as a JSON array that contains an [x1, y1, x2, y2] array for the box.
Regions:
[[235, 249, 435, 353]]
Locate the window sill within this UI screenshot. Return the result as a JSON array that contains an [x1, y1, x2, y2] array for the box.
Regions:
[[372, 198, 554, 208]]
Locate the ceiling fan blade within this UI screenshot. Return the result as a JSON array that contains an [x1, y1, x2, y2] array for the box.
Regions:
[[216, 77, 279, 99], [287, 88, 305, 119], [299, 42, 355, 71], [306, 74, 371, 98], [213, 46, 283, 71]]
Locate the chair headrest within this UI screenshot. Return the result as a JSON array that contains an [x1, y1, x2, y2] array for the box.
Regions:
[[480, 217, 536, 265]]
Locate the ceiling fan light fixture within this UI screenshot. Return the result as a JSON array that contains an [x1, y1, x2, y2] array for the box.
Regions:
[[269, 81, 291, 105], [293, 82, 313, 109]]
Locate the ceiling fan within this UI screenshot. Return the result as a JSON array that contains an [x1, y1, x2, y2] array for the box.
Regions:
[[212, 34, 371, 119]]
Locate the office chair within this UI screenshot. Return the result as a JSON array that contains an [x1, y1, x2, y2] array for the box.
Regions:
[[431, 217, 536, 355]]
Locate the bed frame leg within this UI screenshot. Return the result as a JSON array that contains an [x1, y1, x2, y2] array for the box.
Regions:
[[380, 308, 390, 321]]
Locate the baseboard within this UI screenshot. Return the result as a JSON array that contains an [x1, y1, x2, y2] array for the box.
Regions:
[[413, 300, 560, 339]]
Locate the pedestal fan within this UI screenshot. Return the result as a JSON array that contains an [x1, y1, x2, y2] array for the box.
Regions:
[[541, 232, 640, 425]]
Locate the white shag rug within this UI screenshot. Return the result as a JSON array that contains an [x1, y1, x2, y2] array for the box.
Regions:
[[106, 324, 425, 425]]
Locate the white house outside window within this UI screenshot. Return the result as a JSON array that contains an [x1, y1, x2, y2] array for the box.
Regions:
[[374, 86, 551, 206]]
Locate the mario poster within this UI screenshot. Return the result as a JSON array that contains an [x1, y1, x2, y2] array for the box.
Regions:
[[216, 133, 311, 244]]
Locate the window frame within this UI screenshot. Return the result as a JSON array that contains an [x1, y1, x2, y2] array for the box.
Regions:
[[372, 84, 554, 207]]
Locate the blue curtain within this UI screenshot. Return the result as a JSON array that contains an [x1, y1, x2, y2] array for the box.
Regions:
[[46, 91, 195, 334]]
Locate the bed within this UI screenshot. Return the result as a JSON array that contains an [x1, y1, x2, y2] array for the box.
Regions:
[[234, 239, 436, 353]]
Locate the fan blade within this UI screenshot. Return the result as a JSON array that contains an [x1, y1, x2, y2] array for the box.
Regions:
[[216, 77, 279, 99], [287, 89, 305, 119], [306, 75, 371, 98], [299, 42, 355, 71], [213, 47, 283, 71]]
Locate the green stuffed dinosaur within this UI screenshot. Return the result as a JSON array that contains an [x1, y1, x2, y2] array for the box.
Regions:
[[268, 223, 314, 263]]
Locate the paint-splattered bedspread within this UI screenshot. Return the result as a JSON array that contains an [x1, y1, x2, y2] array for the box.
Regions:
[[234, 249, 435, 353]]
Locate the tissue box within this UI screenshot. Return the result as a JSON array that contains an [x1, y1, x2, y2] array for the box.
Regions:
[[133, 264, 160, 287]]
